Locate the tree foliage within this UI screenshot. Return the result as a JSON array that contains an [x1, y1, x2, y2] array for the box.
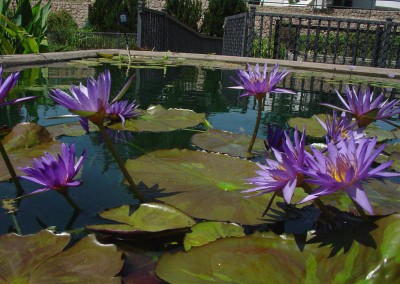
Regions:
[[165, 0, 202, 31], [201, 0, 247, 37], [88, 0, 144, 32]]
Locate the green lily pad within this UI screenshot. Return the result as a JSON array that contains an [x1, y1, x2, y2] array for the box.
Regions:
[[46, 122, 98, 137], [364, 124, 395, 141], [108, 105, 205, 132], [156, 214, 400, 283], [125, 149, 305, 225], [287, 114, 326, 138], [183, 222, 245, 251], [0, 123, 61, 181], [191, 129, 265, 157], [87, 203, 196, 236], [66, 59, 102, 67], [319, 179, 400, 215], [0, 230, 123, 283]]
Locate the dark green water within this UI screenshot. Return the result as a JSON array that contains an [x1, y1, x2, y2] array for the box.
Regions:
[[0, 62, 398, 234]]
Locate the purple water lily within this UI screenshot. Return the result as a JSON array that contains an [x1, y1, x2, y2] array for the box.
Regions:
[[244, 128, 309, 207], [19, 143, 86, 195], [264, 123, 285, 152], [230, 63, 294, 99], [49, 70, 112, 126], [299, 133, 400, 214], [314, 111, 364, 144], [0, 66, 36, 107], [322, 86, 400, 127], [106, 100, 140, 125]]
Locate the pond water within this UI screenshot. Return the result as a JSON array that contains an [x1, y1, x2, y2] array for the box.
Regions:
[[0, 60, 399, 236]]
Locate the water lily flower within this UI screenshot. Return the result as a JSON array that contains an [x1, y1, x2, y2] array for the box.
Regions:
[[314, 111, 364, 144], [0, 66, 36, 107], [244, 128, 309, 205], [299, 133, 400, 214], [264, 123, 285, 152], [19, 143, 86, 195], [322, 86, 400, 127], [106, 100, 140, 125], [230, 63, 294, 99]]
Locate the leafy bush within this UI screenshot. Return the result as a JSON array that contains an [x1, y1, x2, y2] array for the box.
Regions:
[[47, 10, 78, 51], [88, 0, 145, 32], [165, 0, 202, 31], [202, 0, 247, 37]]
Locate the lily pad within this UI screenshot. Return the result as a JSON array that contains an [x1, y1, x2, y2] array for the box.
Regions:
[[108, 105, 205, 132], [364, 124, 395, 141], [0, 230, 123, 283], [156, 214, 400, 283], [191, 129, 265, 157], [0, 123, 61, 181], [287, 114, 326, 138], [125, 149, 303, 225], [46, 122, 98, 137], [87, 203, 196, 236], [183, 222, 245, 251]]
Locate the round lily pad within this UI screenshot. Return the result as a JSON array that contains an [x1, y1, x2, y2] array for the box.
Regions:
[[108, 105, 205, 132], [183, 221, 245, 251], [191, 129, 265, 157], [156, 214, 400, 283], [0, 123, 61, 181], [46, 122, 98, 137], [287, 114, 326, 138], [87, 203, 196, 236], [125, 149, 301, 225], [364, 124, 395, 142], [0, 230, 123, 283]]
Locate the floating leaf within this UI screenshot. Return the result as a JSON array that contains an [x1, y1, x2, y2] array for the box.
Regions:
[[364, 124, 395, 141], [46, 122, 98, 137], [66, 59, 102, 67], [183, 222, 245, 251], [156, 215, 400, 283], [287, 114, 326, 138], [125, 149, 304, 225], [0, 123, 61, 181], [87, 203, 196, 236], [191, 129, 265, 157], [0, 230, 122, 283], [108, 105, 205, 132]]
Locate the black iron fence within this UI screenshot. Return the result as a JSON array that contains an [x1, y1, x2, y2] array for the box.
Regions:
[[223, 7, 400, 68], [138, 7, 223, 54], [47, 31, 136, 51]]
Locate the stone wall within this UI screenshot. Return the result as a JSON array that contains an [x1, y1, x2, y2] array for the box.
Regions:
[[146, 0, 209, 11]]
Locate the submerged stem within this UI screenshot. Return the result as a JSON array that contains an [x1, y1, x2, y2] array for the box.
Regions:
[[247, 96, 263, 154], [0, 139, 24, 195], [59, 190, 81, 212], [11, 213, 22, 235], [98, 125, 145, 202]]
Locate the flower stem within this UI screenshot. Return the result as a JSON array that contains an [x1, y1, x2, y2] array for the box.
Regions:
[[0, 139, 24, 195], [11, 213, 22, 235], [302, 183, 336, 227], [247, 97, 263, 154], [59, 191, 81, 212], [98, 125, 145, 202], [262, 190, 279, 217]]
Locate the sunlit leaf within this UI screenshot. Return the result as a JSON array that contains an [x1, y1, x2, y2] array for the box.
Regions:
[[191, 129, 265, 157], [46, 122, 98, 137], [125, 149, 306, 225], [364, 124, 395, 142], [156, 215, 400, 283], [0, 123, 61, 181], [108, 105, 205, 132], [87, 203, 196, 236], [0, 230, 123, 283], [183, 221, 245, 251], [287, 114, 326, 138]]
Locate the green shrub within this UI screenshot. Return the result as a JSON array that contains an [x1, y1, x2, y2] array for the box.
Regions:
[[47, 10, 78, 51], [88, 0, 145, 32], [165, 0, 202, 31], [202, 0, 247, 37]]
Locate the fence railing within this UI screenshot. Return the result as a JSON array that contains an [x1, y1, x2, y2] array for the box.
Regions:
[[138, 7, 223, 54], [47, 31, 136, 51], [223, 7, 400, 68]]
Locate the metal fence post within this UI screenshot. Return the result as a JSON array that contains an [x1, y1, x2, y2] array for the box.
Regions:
[[379, 18, 393, 68], [136, 0, 142, 48], [245, 6, 256, 57]]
